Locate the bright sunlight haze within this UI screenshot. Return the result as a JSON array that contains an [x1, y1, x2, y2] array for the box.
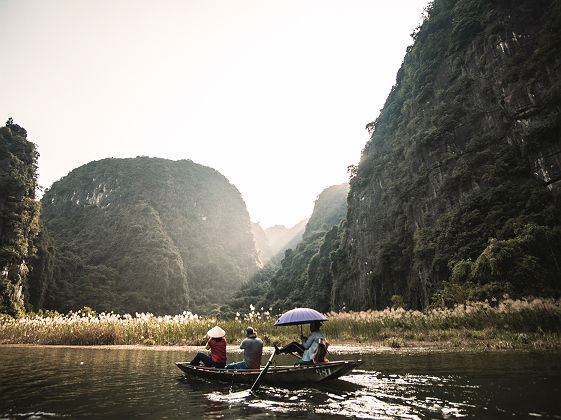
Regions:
[[0, 0, 430, 228]]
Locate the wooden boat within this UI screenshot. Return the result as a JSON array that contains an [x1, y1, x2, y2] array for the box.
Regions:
[[176, 360, 363, 385]]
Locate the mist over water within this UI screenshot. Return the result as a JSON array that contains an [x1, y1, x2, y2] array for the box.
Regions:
[[1, 346, 560, 419]]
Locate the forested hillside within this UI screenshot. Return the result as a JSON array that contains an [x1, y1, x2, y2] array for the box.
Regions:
[[239, 0, 561, 315], [0, 119, 40, 317], [231, 183, 349, 314], [32, 157, 260, 315], [332, 0, 561, 310], [4, 0, 561, 319]]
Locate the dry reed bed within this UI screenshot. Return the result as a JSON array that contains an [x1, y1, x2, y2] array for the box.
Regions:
[[1, 298, 560, 349]]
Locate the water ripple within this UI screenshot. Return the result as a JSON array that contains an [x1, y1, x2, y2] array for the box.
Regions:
[[2, 347, 560, 418], [204, 371, 482, 419]]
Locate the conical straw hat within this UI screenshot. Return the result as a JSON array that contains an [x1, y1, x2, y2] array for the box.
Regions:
[[207, 326, 225, 338]]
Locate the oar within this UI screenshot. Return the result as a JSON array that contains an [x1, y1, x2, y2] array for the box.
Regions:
[[249, 349, 276, 393]]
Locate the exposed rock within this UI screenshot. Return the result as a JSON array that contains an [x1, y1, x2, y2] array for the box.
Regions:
[[38, 157, 260, 314], [334, 0, 561, 310]]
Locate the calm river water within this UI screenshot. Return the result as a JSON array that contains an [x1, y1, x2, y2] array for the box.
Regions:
[[1, 346, 560, 419]]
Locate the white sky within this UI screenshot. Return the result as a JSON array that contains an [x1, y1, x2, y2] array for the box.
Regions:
[[1, 0, 429, 229]]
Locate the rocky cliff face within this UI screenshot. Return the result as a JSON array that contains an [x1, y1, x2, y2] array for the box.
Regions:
[[303, 183, 349, 238], [251, 222, 273, 264], [232, 183, 349, 313], [334, 0, 561, 310], [39, 157, 260, 314], [0, 121, 40, 316]]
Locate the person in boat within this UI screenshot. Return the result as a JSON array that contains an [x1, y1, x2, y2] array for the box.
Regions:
[[189, 325, 227, 368], [274, 320, 328, 364], [225, 327, 263, 370]]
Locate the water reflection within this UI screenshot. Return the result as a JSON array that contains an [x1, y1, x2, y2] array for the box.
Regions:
[[1, 346, 560, 419], [198, 352, 561, 419], [203, 372, 471, 419]]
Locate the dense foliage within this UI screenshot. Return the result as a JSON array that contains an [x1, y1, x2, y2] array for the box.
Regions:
[[34, 157, 260, 315], [233, 1, 561, 315], [0, 119, 41, 317], [2, 297, 560, 350], [335, 0, 561, 310], [4, 1, 561, 320], [229, 184, 349, 314]]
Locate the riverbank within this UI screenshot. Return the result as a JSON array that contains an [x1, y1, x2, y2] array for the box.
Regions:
[[1, 297, 560, 351], [1, 338, 560, 353]]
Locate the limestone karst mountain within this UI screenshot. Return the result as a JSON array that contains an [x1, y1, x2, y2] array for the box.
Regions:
[[0, 120, 40, 317], [232, 183, 349, 313], [237, 0, 561, 314], [34, 157, 260, 315], [333, 0, 561, 310], [251, 220, 307, 265]]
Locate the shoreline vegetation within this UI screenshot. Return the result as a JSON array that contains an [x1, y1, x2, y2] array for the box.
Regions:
[[1, 298, 560, 351]]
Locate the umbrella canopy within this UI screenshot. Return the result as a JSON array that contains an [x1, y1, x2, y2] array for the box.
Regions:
[[207, 326, 226, 338], [274, 308, 328, 326]]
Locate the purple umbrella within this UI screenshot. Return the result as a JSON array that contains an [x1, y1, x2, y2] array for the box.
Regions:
[[274, 307, 328, 326]]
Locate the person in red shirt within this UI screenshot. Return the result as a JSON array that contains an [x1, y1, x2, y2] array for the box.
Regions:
[[190, 326, 227, 368]]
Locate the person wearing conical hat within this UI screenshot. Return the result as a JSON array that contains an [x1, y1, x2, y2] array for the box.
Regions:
[[189, 326, 227, 368]]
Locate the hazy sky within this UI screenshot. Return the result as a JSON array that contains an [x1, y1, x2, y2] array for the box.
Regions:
[[1, 0, 429, 228]]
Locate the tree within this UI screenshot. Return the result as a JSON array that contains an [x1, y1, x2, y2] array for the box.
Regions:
[[0, 120, 40, 316]]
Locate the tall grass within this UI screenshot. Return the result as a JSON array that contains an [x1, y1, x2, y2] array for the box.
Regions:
[[1, 298, 560, 349]]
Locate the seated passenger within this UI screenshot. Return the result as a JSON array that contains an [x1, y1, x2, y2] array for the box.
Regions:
[[189, 326, 227, 368], [226, 327, 263, 370], [275, 321, 329, 364]]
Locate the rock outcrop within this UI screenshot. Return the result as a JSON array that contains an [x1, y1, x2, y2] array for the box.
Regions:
[[333, 0, 561, 310], [0, 120, 40, 316]]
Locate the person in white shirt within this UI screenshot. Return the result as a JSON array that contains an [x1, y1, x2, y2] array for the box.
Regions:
[[274, 321, 328, 364]]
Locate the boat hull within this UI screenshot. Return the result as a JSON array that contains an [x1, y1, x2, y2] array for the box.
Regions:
[[175, 360, 363, 385]]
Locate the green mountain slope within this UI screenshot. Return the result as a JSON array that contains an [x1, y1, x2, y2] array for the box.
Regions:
[[0, 119, 40, 316], [232, 183, 349, 314], [333, 0, 561, 310], [37, 157, 259, 315]]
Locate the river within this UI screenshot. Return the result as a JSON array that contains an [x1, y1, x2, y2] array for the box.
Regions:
[[1, 345, 560, 419]]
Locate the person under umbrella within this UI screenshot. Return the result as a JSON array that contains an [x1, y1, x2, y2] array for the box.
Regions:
[[189, 325, 227, 368], [274, 320, 328, 364]]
